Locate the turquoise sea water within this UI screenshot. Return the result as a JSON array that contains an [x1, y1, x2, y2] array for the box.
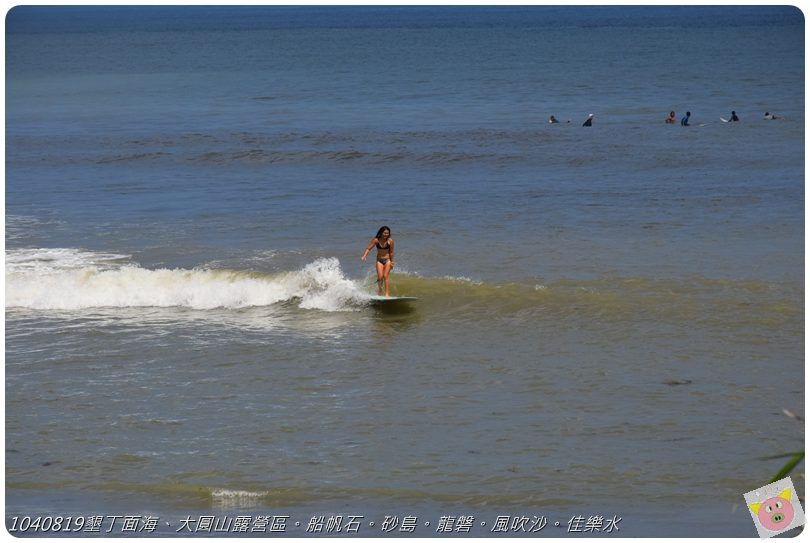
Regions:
[[5, 6, 804, 537]]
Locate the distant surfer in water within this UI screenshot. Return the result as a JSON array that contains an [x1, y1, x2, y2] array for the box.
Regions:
[[680, 111, 691, 126], [665, 111, 676, 124], [361, 226, 395, 297]]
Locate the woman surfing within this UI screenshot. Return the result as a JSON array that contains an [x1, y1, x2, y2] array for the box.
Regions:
[[361, 226, 395, 297]]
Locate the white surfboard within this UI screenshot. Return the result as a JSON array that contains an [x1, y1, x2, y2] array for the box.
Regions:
[[720, 117, 729, 123], [368, 295, 417, 302]]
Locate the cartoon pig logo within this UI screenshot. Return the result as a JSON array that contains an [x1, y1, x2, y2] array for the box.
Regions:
[[749, 488, 795, 532]]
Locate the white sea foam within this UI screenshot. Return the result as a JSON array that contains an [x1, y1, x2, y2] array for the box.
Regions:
[[6, 249, 368, 311], [6, 247, 130, 273], [441, 275, 483, 285], [210, 488, 268, 508]]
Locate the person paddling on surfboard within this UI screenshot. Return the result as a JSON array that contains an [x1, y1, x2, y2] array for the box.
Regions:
[[361, 226, 395, 297]]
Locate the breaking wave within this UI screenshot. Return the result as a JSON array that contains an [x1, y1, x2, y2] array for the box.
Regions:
[[6, 249, 368, 312], [5, 248, 801, 330]]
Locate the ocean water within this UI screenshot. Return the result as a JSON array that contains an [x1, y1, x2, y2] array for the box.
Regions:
[[5, 6, 804, 537]]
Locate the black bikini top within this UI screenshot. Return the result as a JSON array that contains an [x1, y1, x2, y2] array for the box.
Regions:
[[376, 240, 390, 250]]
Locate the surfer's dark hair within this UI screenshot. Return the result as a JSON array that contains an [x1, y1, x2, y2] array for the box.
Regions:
[[376, 226, 391, 238]]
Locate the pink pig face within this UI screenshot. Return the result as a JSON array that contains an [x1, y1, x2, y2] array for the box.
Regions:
[[757, 496, 795, 532]]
